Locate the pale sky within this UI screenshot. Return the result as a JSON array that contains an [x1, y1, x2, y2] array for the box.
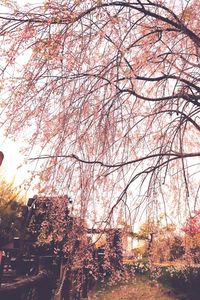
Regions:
[[17, 0, 43, 6], [0, 0, 197, 223], [0, 131, 32, 194], [0, 0, 42, 195]]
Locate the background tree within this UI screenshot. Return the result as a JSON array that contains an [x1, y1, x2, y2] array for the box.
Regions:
[[170, 235, 185, 261], [138, 218, 184, 262], [0, 0, 199, 229], [0, 175, 25, 246], [182, 210, 200, 263]]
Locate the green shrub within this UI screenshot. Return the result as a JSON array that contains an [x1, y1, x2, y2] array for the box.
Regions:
[[159, 266, 200, 299]]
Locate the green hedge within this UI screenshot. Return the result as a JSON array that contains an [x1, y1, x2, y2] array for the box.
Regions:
[[124, 263, 200, 299], [159, 266, 200, 299]]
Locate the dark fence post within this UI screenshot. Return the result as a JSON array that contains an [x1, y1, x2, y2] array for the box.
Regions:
[[82, 266, 88, 298], [54, 258, 71, 300], [62, 269, 71, 300], [0, 255, 5, 287], [37, 256, 54, 300]]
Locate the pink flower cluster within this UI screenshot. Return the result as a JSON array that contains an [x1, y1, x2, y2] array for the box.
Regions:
[[182, 210, 200, 236]]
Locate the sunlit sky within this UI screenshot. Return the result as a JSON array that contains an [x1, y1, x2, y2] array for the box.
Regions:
[[0, 0, 43, 195], [0, 0, 194, 230], [0, 136, 22, 182], [0, 0, 197, 214], [0, 129, 34, 196]]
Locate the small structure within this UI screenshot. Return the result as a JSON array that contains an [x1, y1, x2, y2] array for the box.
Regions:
[[0, 195, 128, 299]]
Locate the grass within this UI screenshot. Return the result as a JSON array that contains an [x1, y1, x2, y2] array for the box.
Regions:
[[88, 276, 180, 300]]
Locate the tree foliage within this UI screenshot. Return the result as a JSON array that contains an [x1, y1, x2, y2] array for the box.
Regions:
[[182, 210, 200, 236], [182, 211, 200, 263], [0, 175, 25, 246], [137, 218, 184, 262], [0, 0, 199, 226]]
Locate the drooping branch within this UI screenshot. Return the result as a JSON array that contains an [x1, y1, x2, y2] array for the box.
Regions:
[[29, 151, 200, 169], [0, 0, 199, 225]]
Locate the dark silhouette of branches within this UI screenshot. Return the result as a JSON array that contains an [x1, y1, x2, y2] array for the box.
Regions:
[[0, 0, 199, 225]]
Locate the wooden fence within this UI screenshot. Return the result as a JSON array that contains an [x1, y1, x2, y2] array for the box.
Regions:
[[0, 256, 94, 300], [0, 269, 53, 300]]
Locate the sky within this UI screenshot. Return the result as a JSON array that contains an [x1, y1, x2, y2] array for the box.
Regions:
[[0, 136, 22, 181], [17, 0, 42, 5], [0, 0, 198, 222], [0, 0, 42, 195], [0, 130, 33, 195]]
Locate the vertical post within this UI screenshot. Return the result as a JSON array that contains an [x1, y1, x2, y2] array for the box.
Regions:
[[62, 269, 71, 300], [54, 258, 71, 300], [0, 255, 5, 287], [38, 256, 54, 300], [82, 265, 88, 298]]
